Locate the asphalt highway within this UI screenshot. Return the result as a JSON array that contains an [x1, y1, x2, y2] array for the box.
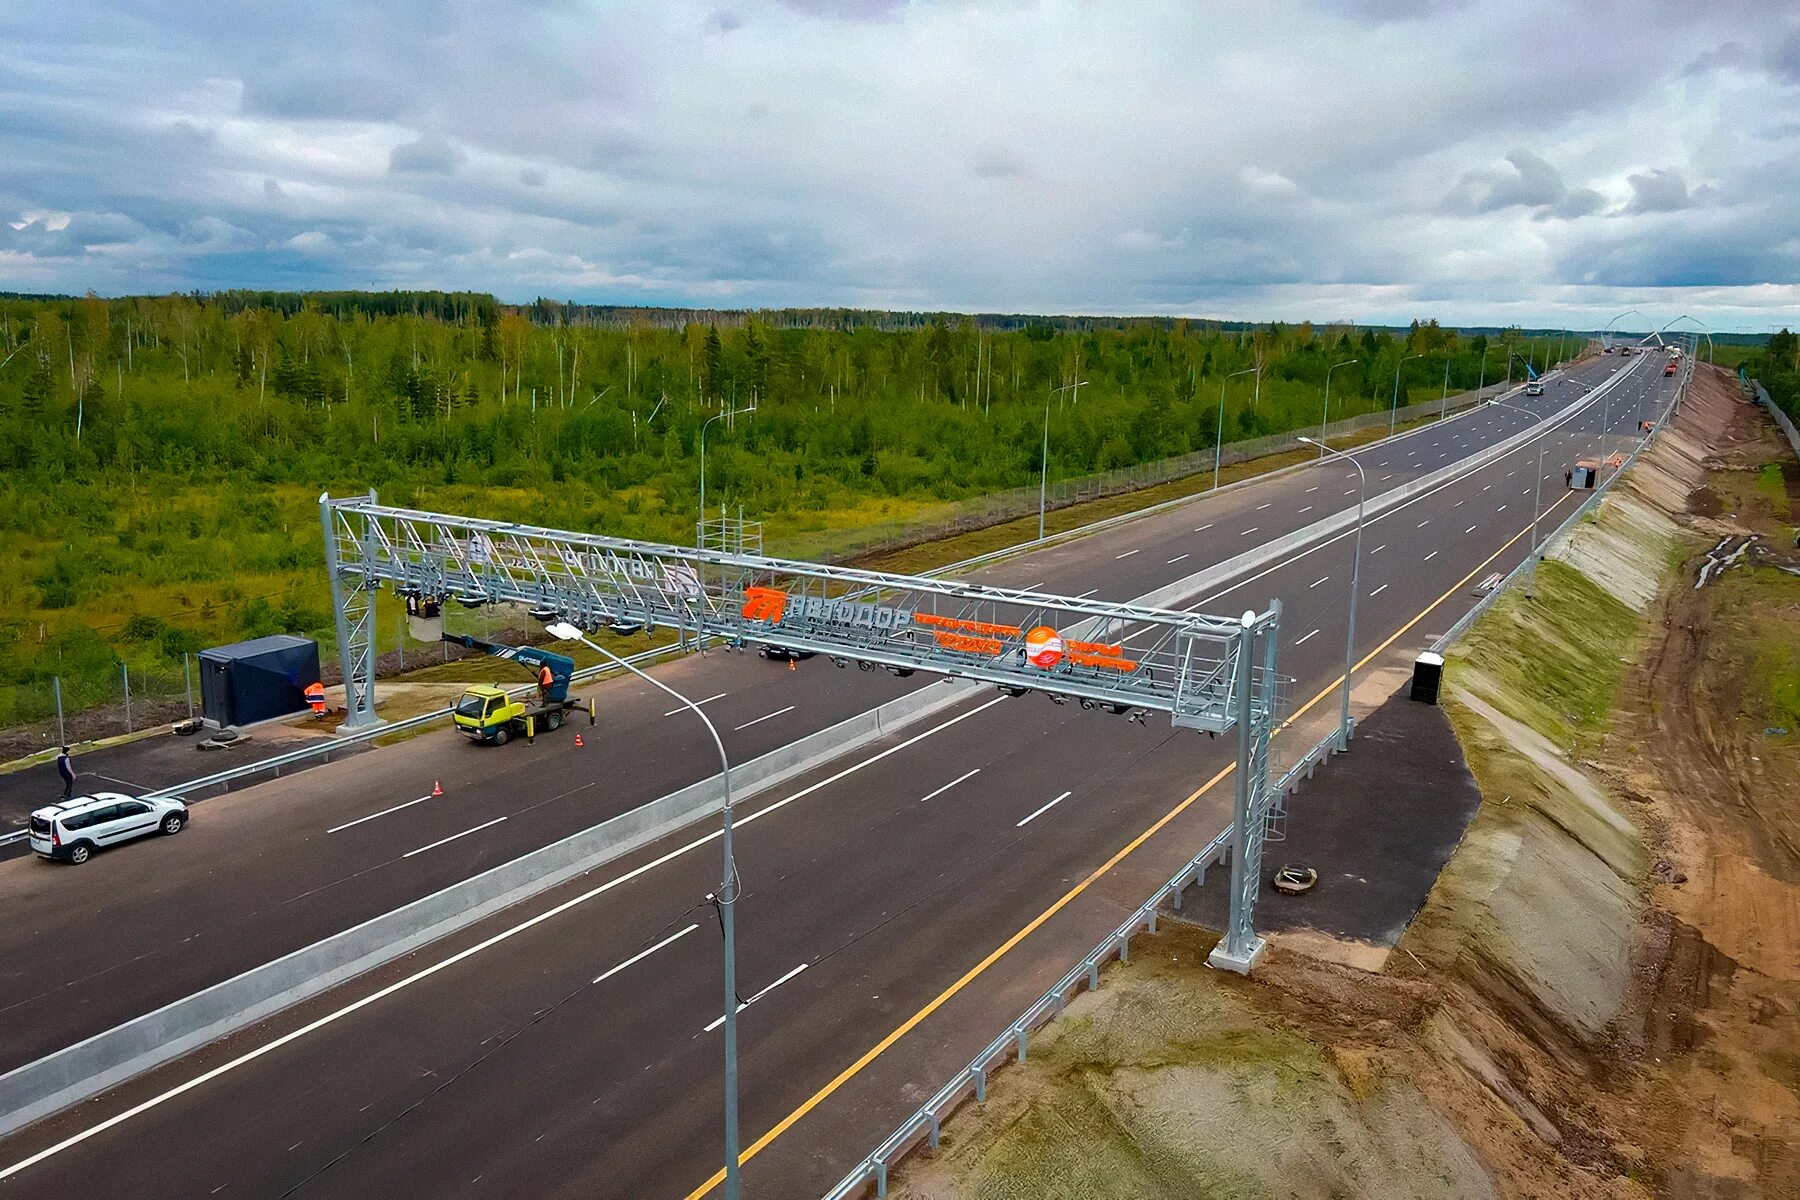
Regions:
[[0, 352, 1677, 1198], [0, 356, 1629, 1073]]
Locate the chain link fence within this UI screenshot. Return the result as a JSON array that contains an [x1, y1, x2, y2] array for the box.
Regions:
[[0, 657, 201, 762], [822, 381, 1515, 563]]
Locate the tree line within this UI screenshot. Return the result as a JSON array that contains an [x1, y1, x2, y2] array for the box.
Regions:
[[0, 291, 1573, 727]]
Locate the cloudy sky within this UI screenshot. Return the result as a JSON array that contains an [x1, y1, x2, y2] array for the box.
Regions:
[[3, 0, 1798, 330]]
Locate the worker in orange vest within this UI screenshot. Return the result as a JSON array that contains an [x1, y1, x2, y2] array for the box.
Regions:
[[305, 681, 327, 716], [537, 663, 554, 702]]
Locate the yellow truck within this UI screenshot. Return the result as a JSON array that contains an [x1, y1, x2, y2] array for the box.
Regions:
[[443, 635, 586, 745]]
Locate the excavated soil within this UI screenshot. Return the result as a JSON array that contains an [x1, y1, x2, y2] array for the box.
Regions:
[[891, 366, 1800, 1200]]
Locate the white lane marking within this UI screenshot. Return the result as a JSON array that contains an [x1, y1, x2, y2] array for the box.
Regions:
[[1344, 488, 1356, 495], [1309, 576, 1329, 589], [1114, 548, 1140, 559], [1240, 527, 1259, 536], [3, 376, 1631, 1175], [1380, 474, 1393, 481], [704, 962, 809, 1033], [1193, 523, 1214, 532], [1166, 553, 1190, 565], [1075, 588, 1098, 598], [1019, 581, 1043, 591], [1497, 504, 1507, 512], [734, 705, 797, 732], [1305, 486, 1319, 494], [0, 695, 1016, 1184], [1425, 550, 1439, 561], [1298, 506, 1312, 514], [1017, 790, 1074, 828], [593, 924, 699, 985], [327, 794, 432, 834], [1417, 519, 1431, 527], [664, 692, 727, 718], [1295, 628, 1321, 645], [1371, 544, 1386, 554], [1370, 583, 1390, 596], [1465, 525, 1478, 534], [919, 768, 981, 803], [402, 817, 507, 859], [1453, 499, 1466, 508], [1256, 502, 1272, 511]]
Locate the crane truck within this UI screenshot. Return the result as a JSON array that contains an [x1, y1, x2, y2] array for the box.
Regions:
[[443, 634, 589, 745]]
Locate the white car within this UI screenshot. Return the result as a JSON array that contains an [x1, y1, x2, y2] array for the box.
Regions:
[[28, 792, 188, 865], [1525, 381, 1545, 396]]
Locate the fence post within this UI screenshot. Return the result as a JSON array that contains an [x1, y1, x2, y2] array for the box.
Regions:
[[122, 662, 132, 733], [397, 610, 405, 672], [53, 676, 65, 747], [184, 653, 195, 721]]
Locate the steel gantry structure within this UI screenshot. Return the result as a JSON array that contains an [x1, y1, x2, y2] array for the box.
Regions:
[[318, 491, 1287, 968]]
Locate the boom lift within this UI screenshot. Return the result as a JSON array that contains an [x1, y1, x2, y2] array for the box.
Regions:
[[442, 634, 588, 745]]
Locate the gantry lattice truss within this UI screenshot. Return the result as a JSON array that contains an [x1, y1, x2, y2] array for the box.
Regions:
[[320, 491, 1286, 967]]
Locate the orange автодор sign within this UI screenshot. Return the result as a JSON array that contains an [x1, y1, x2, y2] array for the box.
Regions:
[[739, 587, 1139, 671]]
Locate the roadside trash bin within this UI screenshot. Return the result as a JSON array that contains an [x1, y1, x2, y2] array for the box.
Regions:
[[1410, 651, 1444, 705]]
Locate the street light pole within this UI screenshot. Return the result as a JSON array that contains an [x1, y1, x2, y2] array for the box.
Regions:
[[698, 405, 758, 542], [1484, 399, 1548, 598], [1299, 438, 1364, 744], [1041, 380, 1084, 538], [1216, 367, 1257, 489], [1317, 359, 1359, 457], [1475, 342, 1492, 407], [1439, 356, 1451, 420], [545, 622, 744, 1200], [1390, 353, 1426, 435], [1601, 309, 1645, 353], [698, 411, 727, 546]]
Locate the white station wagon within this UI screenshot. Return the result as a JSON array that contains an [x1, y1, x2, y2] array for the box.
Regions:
[[28, 792, 188, 865]]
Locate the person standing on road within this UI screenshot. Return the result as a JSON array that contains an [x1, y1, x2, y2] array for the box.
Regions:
[[55, 746, 75, 799], [537, 663, 555, 703]]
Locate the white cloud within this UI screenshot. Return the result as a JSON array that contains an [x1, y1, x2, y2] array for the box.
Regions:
[[0, 0, 1794, 329]]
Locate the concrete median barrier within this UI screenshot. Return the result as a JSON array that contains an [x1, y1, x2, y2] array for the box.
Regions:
[[1132, 359, 1646, 613], [0, 676, 982, 1138], [0, 362, 1640, 1137]]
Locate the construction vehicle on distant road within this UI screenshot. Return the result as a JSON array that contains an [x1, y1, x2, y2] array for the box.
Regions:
[[443, 634, 589, 745]]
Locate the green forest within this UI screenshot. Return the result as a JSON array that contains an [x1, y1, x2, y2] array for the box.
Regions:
[[1749, 328, 1800, 425], [0, 290, 1581, 727]]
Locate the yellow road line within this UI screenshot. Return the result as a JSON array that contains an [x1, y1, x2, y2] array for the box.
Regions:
[[683, 493, 1574, 1198]]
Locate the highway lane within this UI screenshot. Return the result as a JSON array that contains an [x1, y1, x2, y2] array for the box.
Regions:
[[0, 357, 1683, 1197], [0, 353, 1633, 1077]]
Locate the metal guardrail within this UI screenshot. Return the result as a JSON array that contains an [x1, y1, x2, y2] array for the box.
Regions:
[[1428, 357, 1692, 656], [821, 822, 1238, 1200], [0, 642, 677, 848], [820, 362, 1638, 1199], [6, 366, 1583, 850], [831, 375, 1544, 566], [820, 700, 1351, 1200], [926, 373, 1564, 582]]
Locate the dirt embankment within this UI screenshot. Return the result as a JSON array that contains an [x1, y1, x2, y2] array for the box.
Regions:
[[893, 365, 1800, 1200]]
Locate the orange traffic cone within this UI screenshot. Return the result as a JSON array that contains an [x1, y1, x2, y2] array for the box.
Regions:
[[574, 733, 584, 748], [431, 780, 443, 797], [789, 659, 797, 672]]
